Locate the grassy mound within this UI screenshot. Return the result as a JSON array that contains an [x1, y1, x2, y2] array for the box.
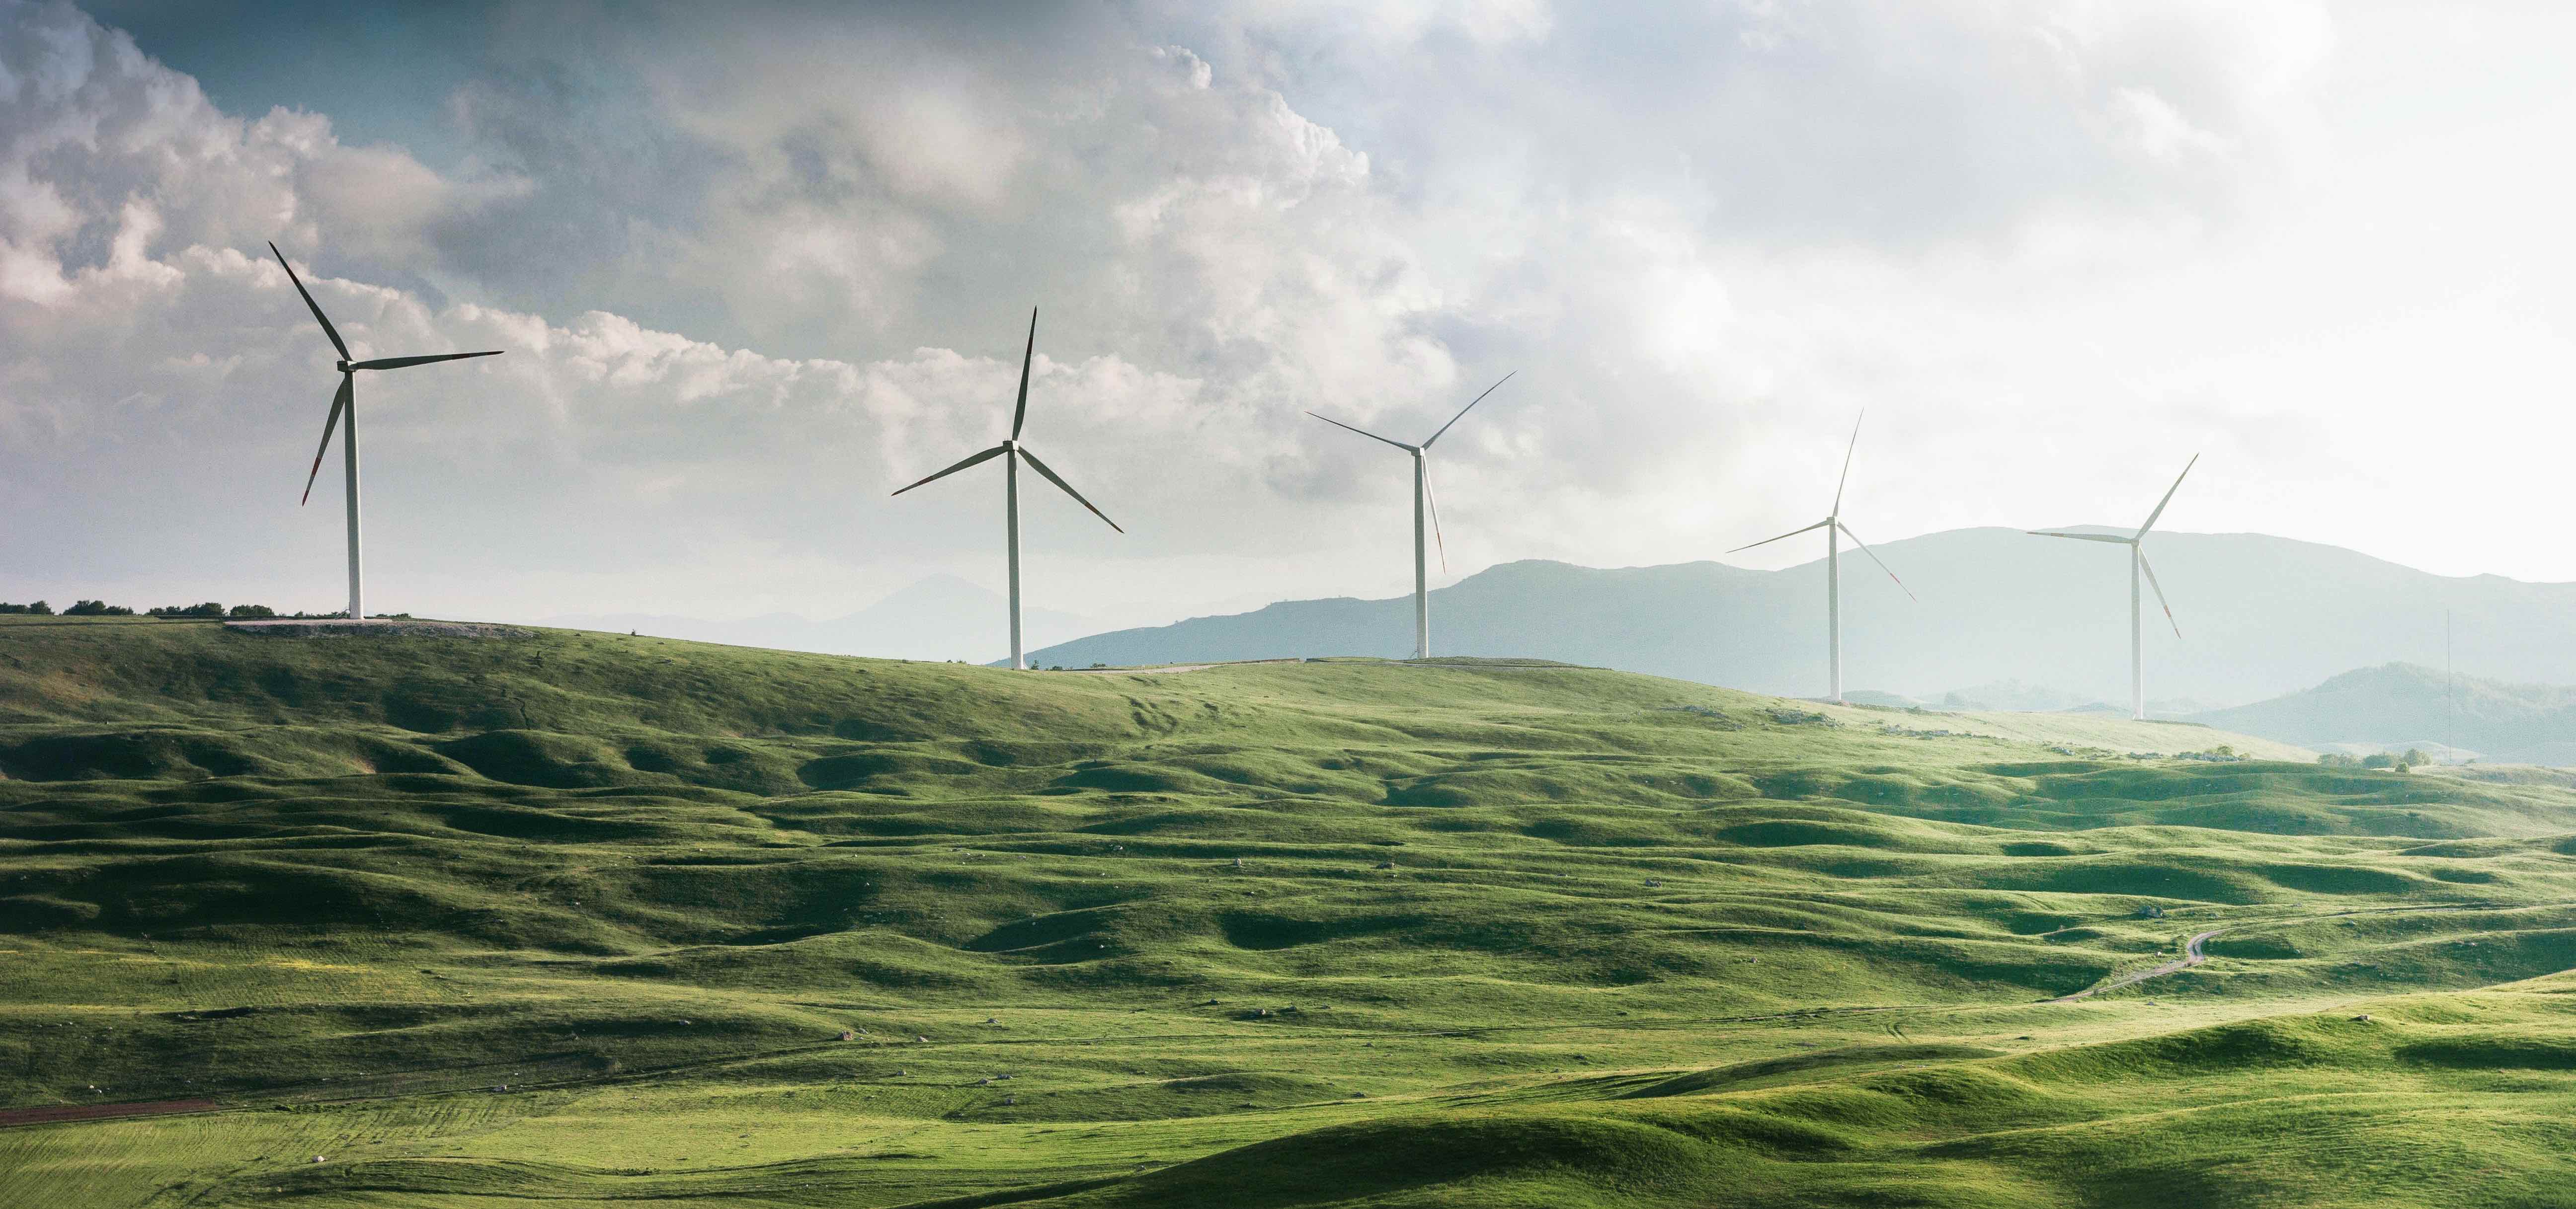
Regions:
[[5, 617, 2576, 1207]]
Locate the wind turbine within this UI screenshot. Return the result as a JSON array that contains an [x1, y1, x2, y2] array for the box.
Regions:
[[2030, 454, 2197, 721], [271, 242, 503, 621], [1727, 411, 1914, 705], [891, 308, 1122, 670], [1307, 372, 1516, 660]]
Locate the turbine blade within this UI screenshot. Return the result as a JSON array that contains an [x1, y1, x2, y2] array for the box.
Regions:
[[1832, 410, 1866, 516], [1423, 457, 1448, 574], [1422, 370, 1516, 449], [890, 444, 1007, 496], [349, 351, 503, 371], [1010, 307, 1036, 441], [2139, 549, 2181, 638], [1836, 521, 1916, 602], [2028, 529, 2135, 545], [2138, 453, 2199, 536], [1726, 518, 1831, 554], [301, 375, 352, 505], [1017, 446, 1123, 533], [269, 241, 349, 361], [1307, 411, 1416, 452]]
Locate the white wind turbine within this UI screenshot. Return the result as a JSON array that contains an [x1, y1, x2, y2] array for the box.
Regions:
[[2030, 454, 2198, 721], [891, 308, 1123, 670], [1727, 411, 1914, 704], [273, 242, 503, 621], [1307, 372, 1516, 660]]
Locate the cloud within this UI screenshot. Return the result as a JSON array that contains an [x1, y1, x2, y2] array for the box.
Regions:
[[10, 0, 2415, 628], [0, 0, 526, 302]]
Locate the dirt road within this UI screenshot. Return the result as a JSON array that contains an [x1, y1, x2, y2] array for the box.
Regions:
[[2051, 929, 2221, 1003]]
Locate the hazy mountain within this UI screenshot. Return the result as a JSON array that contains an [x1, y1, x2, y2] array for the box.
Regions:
[[1934, 679, 2092, 712], [2188, 663, 2576, 765], [1024, 528, 2573, 706], [537, 574, 1101, 663]]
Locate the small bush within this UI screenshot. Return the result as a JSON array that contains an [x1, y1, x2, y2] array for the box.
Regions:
[[148, 603, 229, 619], [0, 601, 52, 615], [62, 600, 134, 616], [227, 604, 276, 618]]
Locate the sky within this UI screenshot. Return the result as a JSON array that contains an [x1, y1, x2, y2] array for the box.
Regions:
[[7, 0, 2576, 637]]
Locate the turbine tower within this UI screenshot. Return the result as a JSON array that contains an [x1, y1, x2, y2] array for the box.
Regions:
[[272, 242, 503, 621], [1307, 373, 1516, 660], [2030, 454, 2197, 721], [891, 308, 1123, 670], [1727, 411, 1914, 704]]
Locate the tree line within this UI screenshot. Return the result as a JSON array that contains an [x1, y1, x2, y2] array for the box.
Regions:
[[2317, 749, 2432, 771], [0, 601, 322, 618]]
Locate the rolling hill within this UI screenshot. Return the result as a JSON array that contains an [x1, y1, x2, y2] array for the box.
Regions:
[[1022, 529, 2575, 709], [2192, 663, 2576, 765], [9, 617, 2576, 1207], [539, 572, 1104, 663]]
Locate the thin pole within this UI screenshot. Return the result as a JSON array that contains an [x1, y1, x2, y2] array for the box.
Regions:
[[1412, 453, 1429, 659], [344, 388, 363, 621], [2129, 544, 2144, 721], [1006, 449, 1023, 670], [1828, 522, 1842, 704]]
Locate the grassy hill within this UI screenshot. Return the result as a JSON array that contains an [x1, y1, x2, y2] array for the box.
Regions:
[[2193, 662, 2576, 765], [6, 617, 2576, 1206]]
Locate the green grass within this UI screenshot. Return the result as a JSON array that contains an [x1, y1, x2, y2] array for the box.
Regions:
[[5, 615, 2576, 1206]]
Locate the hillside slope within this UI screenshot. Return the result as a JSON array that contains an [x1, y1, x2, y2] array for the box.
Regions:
[[7, 617, 2576, 1208], [2194, 662, 2576, 765], [1022, 529, 2576, 707]]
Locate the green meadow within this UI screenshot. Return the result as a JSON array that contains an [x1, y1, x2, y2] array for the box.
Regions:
[[7, 616, 2576, 1206]]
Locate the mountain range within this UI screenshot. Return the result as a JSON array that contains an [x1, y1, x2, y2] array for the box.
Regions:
[[1023, 527, 2572, 708]]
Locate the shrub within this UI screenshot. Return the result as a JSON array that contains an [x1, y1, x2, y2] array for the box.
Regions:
[[2360, 753, 2396, 770], [62, 601, 134, 616], [2317, 753, 2360, 767], [148, 603, 229, 619], [0, 601, 52, 615], [227, 604, 276, 618]]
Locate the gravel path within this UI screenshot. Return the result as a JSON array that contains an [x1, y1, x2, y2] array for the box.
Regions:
[[2052, 929, 2222, 1003]]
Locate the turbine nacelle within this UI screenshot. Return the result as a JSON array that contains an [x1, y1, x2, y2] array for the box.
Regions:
[[272, 242, 502, 506]]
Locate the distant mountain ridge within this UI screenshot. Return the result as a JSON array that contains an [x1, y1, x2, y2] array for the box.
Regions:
[[2189, 663, 2576, 765], [1024, 528, 2576, 707]]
